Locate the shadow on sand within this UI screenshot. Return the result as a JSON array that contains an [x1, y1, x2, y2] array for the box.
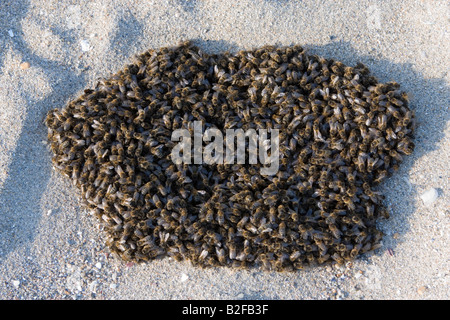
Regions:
[[0, 1, 143, 258]]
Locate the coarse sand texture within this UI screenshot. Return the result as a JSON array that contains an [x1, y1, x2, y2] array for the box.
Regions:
[[0, 0, 448, 300]]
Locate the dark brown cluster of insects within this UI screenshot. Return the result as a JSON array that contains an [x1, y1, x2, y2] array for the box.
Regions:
[[45, 41, 415, 271]]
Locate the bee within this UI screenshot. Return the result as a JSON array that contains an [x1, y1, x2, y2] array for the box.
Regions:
[[329, 224, 342, 239], [316, 254, 330, 264], [389, 97, 404, 107], [298, 224, 312, 240], [289, 250, 302, 262], [363, 155, 374, 174], [216, 247, 227, 264], [389, 149, 403, 162], [322, 211, 338, 225], [397, 141, 414, 155], [331, 252, 345, 264], [228, 243, 237, 260], [210, 90, 221, 106], [351, 215, 365, 228], [199, 249, 209, 260], [353, 152, 366, 171], [152, 194, 164, 209], [349, 244, 362, 259], [257, 253, 272, 270], [193, 226, 207, 242], [341, 195, 355, 210], [156, 184, 168, 196], [203, 208, 214, 223], [316, 241, 328, 254], [269, 52, 281, 63], [278, 221, 286, 239], [207, 230, 222, 244]]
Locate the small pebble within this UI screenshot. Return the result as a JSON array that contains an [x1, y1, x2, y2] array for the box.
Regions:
[[47, 209, 52, 216], [20, 62, 30, 70], [89, 280, 98, 292], [80, 39, 90, 52], [180, 273, 189, 282], [95, 262, 102, 269], [8, 29, 14, 37], [12, 280, 20, 288], [110, 283, 117, 289], [236, 293, 245, 299], [417, 286, 427, 295], [420, 188, 439, 206], [393, 233, 400, 239]]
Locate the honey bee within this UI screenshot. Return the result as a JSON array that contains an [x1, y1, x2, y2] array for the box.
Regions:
[[351, 215, 365, 228], [389, 149, 403, 162], [329, 224, 342, 239], [152, 194, 163, 209], [278, 221, 287, 239], [216, 247, 227, 264], [331, 252, 345, 264], [228, 243, 237, 260]]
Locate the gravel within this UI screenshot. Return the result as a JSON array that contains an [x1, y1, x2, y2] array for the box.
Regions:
[[420, 188, 440, 206], [0, 0, 448, 300]]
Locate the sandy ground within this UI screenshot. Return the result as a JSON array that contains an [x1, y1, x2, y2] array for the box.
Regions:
[[0, 0, 448, 300]]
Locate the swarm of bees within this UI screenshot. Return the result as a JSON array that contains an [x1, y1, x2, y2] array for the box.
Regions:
[[45, 41, 415, 271]]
